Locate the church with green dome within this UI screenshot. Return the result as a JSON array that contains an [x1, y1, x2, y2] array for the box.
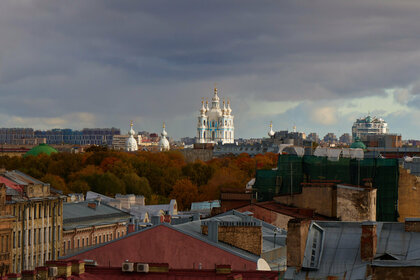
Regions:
[[24, 143, 58, 157], [350, 137, 367, 150]]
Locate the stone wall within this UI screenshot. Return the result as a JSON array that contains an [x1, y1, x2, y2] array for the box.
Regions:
[[201, 225, 262, 256], [337, 185, 376, 221]]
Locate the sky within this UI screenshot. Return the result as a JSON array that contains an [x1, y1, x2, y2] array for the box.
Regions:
[[1, 1, 420, 140]]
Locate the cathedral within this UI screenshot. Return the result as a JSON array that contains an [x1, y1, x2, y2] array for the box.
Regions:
[[196, 87, 234, 144]]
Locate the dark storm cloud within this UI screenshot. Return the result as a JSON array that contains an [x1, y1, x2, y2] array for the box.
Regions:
[[0, 0, 420, 137]]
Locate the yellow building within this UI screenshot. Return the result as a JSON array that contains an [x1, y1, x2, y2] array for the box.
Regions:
[[0, 170, 64, 273]]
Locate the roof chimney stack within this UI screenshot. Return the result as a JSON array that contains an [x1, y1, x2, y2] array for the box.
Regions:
[[361, 221, 377, 261]]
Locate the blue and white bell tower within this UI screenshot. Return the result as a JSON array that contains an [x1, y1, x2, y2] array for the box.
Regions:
[[197, 87, 234, 144]]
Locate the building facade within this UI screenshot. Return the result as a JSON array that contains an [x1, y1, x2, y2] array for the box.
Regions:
[[196, 87, 234, 144], [352, 114, 389, 138], [62, 201, 131, 256], [0, 170, 64, 273]]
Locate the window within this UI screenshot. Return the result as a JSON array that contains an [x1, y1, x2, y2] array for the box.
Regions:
[[38, 229, 41, 244], [99, 235, 102, 243], [77, 239, 80, 248], [212, 131, 215, 140], [39, 205, 42, 218], [68, 240, 70, 249], [95, 236, 97, 244], [34, 205, 37, 219], [13, 232, 15, 249], [18, 231, 21, 248], [29, 230, 31, 245], [82, 238, 85, 247]]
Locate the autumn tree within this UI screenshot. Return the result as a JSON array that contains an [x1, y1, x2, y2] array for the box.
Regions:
[[169, 178, 198, 211], [41, 174, 69, 194]]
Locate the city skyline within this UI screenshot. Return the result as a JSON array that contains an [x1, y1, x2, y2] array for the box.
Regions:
[[0, 1, 420, 139]]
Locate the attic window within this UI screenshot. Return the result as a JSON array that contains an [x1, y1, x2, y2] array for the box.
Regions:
[[302, 222, 325, 270]]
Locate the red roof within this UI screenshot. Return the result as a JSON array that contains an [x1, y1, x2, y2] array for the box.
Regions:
[[62, 224, 258, 271], [238, 201, 333, 221], [69, 266, 280, 280], [0, 176, 23, 193]]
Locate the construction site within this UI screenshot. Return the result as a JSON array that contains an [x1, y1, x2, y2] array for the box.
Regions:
[[254, 154, 400, 221]]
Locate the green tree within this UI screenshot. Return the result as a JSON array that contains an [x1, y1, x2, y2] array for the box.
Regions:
[[122, 173, 152, 198]]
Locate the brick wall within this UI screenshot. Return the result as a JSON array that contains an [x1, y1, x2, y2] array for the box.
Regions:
[[371, 266, 420, 280], [201, 225, 262, 256], [286, 219, 311, 268]]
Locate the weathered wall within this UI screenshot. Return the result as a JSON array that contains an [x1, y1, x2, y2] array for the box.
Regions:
[[179, 149, 213, 163], [236, 204, 292, 229], [337, 186, 376, 221], [202, 225, 262, 256], [286, 219, 310, 268], [275, 186, 336, 218], [398, 168, 420, 222], [371, 266, 420, 280], [275, 185, 376, 221]]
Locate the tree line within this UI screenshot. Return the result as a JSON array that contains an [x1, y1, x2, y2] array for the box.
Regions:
[[0, 149, 277, 210]]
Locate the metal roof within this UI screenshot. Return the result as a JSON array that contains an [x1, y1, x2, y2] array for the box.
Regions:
[[287, 220, 420, 280], [63, 201, 131, 229]]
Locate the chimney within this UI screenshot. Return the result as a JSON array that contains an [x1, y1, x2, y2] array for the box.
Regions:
[[207, 220, 219, 243], [286, 219, 311, 268], [405, 218, 420, 232], [361, 221, 377, 261]]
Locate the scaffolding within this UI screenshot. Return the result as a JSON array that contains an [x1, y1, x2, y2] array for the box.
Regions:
[[254, 154, 399, 221]]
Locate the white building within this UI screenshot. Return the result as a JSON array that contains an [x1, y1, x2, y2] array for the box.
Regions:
[[352, 115, 389, 138], [159, 122, 170, 151], [196, 87, 234, 144], [126, 121, 139, 152]]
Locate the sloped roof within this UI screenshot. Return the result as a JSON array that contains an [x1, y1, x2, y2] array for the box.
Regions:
[[63, 201, 131, 230], [287, 220, 420, 280]]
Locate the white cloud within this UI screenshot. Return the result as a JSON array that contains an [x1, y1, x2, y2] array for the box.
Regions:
[[310, 106, 338, 125]]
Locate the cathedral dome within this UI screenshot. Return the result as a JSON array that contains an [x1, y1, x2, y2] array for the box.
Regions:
[[159, 122, 170, 151], [268, 121, 275, 137], [126, 121, 138, 152]]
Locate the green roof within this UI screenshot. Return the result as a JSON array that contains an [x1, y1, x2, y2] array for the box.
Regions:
[[350, 139, 366, 149], [24, 143, 58, 157]]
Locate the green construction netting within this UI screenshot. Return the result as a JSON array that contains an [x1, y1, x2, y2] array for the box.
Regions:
[[253, 154, 399, 221]]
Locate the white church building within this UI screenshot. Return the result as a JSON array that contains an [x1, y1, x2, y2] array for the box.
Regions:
[[196, 87, 234, 144]]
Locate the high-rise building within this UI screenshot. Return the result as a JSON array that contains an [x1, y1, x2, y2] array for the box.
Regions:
[[196, 87, 234, 144], [352, 115, 388, 138]]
